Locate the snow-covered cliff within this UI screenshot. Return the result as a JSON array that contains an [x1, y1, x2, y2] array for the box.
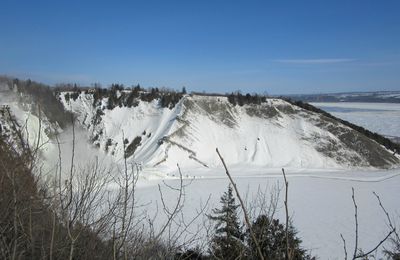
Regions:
[[58, 91, 400, 171]]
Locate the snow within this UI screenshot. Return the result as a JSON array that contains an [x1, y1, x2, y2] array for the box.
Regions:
[[135, 166, 400, 259], [3, 91, 399, 258], [0, 90, 52, 156], [60, 93, 184, 167], [61, 94, 399, 172], [312, 102, 400, 138]]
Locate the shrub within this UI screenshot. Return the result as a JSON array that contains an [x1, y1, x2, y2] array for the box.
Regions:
[[0, 135, 112, 259]]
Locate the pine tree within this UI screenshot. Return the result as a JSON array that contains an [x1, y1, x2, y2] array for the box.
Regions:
[[248, 215, 312, 260], [208, 185, 246, 259]]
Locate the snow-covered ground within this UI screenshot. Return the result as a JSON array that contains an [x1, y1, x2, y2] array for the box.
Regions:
[[136, 166, 400, 259], [312, 102, 400, 138]]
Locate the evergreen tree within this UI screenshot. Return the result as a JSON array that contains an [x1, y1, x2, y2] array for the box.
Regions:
[[227, 93, 236, 105], [64, 92, 70, 103], [248, 215, 312, 260], [208, 185, 246, 259]]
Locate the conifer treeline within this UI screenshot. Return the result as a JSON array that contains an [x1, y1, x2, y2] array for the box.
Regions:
[[64, 83, 185, 110], [227, 92, 267, 106]]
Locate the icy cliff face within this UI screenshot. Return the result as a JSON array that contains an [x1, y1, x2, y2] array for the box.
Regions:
[[58, 92, 400, 171]]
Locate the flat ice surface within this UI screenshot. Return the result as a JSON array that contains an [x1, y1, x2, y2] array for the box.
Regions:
[[136, 167, 400, 259], [312, 102, 400, 138]]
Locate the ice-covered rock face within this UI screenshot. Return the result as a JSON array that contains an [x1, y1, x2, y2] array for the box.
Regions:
[[58, 92, 400, 171]]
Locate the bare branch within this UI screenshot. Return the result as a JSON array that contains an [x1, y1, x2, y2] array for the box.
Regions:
[[373, 191, 399, 241], [354, 230, 395, 259], [341, 233, 348, 260], [282, 168, 291, 260], [216, 148, 265, 260], [349, 189, 395, 259], [352, 187, 359, 259], [155, 164, 184, 241]]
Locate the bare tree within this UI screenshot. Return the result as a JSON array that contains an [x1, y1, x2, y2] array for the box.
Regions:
[[109, 133, 142, 260], [340, 188, 396, 259], [282, 168, 291, 260], [49, 116, 115, 260]]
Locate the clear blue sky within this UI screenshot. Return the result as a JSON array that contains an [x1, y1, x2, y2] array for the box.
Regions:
[[1, 0, 399, 94]]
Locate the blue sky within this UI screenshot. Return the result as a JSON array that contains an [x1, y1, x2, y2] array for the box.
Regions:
[[0, 0, 399, 94]]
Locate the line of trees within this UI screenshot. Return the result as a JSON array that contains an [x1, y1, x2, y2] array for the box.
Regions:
[[3, 77, 74, 128], [227, 92, 267, 106], [285, 98, 400, 153], [63, 83, 186, 110], [0, 76, 187, 112]]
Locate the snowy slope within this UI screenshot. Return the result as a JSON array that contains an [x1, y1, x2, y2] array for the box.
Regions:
[[0, 86, 53, 156], [2, 85, 398, 173], [312, 102, 400, 139], [60, 93, 400, 172]]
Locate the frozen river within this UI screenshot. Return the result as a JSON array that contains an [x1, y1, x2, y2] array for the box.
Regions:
[[311, 102, 400, 139]]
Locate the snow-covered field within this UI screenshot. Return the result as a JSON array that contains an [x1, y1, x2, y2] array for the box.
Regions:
[[135, 165, 400, 259], [312, 102, 400, 138]]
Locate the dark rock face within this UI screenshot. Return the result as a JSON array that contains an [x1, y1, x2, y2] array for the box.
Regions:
[[314, 116, 399, 168]]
